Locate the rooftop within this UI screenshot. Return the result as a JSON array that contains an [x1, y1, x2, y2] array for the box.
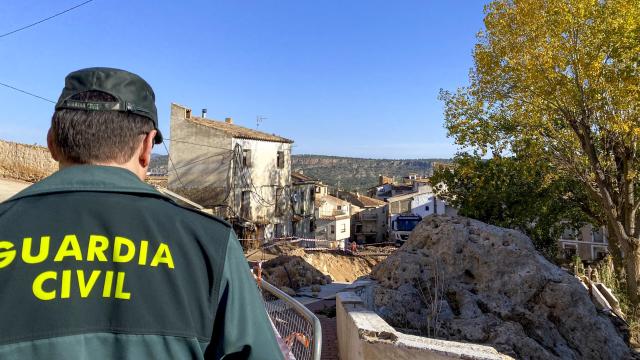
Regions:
[[292, 171, 320, 184], [338, 191, 386, 208], [315, 194, 350, 208], [185, 112, 294, 144]]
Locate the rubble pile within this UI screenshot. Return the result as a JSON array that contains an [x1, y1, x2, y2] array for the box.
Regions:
[[261, 246, 389, 293], [370, 215, 631, 359], [262, 255, 332, 293]]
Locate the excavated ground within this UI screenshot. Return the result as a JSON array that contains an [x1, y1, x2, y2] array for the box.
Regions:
[[254, 245, 394, 292]]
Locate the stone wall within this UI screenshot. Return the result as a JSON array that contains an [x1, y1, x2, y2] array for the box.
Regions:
[[0, 140, 57, 182], [336, 291, 510, 360]]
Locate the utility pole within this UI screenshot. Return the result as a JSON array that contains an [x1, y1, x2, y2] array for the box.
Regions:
[[256, 115, 267, 128]]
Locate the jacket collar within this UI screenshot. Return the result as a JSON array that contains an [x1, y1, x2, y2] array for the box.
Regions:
[[6, 165, 166, 202]]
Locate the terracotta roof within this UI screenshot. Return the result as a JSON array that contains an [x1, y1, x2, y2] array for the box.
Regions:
[[315, 194, 349, 207], [186, 116, 293, 143], [292, 171, 319, 183], [349, 193, 386, 208]]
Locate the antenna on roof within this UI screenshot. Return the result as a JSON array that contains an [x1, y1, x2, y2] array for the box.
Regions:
[[256, 115, 267, 128]]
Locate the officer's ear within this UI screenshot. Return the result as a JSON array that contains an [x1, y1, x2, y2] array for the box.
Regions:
[[139, 130, 156, 168], [47, 128, 60, 162]]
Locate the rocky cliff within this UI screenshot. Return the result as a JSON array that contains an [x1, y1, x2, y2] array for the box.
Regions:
[[370, 215, 631, 359]]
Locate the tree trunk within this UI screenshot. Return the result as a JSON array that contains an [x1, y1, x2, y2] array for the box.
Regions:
[[606, 223, 625, 278], [620, 239, 640, 306]]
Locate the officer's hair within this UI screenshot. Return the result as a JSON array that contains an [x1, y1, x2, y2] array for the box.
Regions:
[[50, 91, 155, 164]]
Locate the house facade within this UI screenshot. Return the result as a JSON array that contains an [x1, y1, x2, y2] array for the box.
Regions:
[[291, 171, 321, 239], [337, 191, 388, 244], [558, 224, 609, 262], [314, 194, 351, 249], [167, 103, 294, 240]]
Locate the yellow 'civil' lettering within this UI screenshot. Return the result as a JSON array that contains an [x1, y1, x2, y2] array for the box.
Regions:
[[0, 241, 16, 268], [87, 235, 109, 261], [33, 271, 57, 300], [54, 234, 83, 262], [61, 270, 71, 298], [113, 236, 135, 263], [77, 270, 101, 298], [22, 236, 50, 264], [114, 272, 131, 300], [150, 243, 174, 269], [103, 271, 113, 297]]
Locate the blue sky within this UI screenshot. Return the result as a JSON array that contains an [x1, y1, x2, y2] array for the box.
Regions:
[[0, 0, 486, 159]]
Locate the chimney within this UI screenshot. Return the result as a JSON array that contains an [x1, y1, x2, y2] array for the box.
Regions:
[[225, 117, 233, 124], [201, 109, 207, 118]]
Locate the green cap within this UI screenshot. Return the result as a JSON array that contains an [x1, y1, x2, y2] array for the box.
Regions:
[[55, 67, 162, 144]]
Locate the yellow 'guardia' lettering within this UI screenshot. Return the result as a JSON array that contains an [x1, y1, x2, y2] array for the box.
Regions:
[[87, 235, 109, 261], [22, 236, 50, 264], [0, 241, 16, 269], [150, 243, 174, 269], [0, 234, 174, 270], [113, 236, 135, 263], [54, 235, 83, 262]]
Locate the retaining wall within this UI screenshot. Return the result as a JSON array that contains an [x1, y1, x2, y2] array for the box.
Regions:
[[336, 291, 511, 360], [0, 140, 57, 182]]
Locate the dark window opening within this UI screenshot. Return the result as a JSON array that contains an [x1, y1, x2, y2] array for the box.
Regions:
[[277, 151, 285, 168], [243, 149, 252, 167]]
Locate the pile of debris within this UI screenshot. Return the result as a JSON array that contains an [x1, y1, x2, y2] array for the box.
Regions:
[[260, 245, 389, 295], [370, 215, 632, 359]]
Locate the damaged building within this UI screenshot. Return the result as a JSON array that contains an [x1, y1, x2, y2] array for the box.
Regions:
[[167, 103, 294, 240]]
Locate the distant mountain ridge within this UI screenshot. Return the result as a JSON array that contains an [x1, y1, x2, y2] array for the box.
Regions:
[[292, 154, 450, 191], [149, 154, 451, 191]]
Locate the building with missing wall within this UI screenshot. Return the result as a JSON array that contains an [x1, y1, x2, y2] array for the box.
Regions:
[[167, 103, 294, 240]]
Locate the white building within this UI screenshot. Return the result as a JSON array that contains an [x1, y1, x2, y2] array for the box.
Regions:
[[167, 103, 293, 240], [314, 194, 351, 249]]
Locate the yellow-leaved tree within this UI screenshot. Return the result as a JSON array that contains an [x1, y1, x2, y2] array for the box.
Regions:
[[441, 0, 640, 303]]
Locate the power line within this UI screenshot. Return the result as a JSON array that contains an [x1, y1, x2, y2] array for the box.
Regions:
[[0, 0, 95, 39], [0, 81, 55, 103], [162, 141, 185, 188]]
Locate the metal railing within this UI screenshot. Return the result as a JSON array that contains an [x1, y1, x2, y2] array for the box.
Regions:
[[259, 279, 322, 360]]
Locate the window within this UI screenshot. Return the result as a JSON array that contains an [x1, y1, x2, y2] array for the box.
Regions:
[[185, 109, 191, 118], [341, 223, 346, 233], [425, 205, 430, 211], [337, 205, 342, 210], [310, 220, 316, 232], [277, 151, 285, 168], [355, 224, 363, 233], [275, 188, 285, 216], [241, 191, 251, 218], [331, 225, 335, 234], [242, 149, 252, 167], [563, 244, 577, 260]]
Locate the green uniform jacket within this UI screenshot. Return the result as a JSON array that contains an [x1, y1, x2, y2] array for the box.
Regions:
[[0, 165, 283, 360]]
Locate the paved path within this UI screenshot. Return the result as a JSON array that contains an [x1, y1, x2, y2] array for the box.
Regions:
[[294, 282, 350, 305], [304, 299, 339, 360], [0, 178, 30, 202]]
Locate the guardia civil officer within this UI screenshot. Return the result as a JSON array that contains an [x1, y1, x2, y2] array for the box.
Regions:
[[0, 67, 283, 359]]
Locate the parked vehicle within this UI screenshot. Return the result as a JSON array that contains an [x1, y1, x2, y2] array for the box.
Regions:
[[390, 214, 422, 245]]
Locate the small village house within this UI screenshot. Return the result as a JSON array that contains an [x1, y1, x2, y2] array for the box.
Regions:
[[314, 192, 351, 249], [337, 190, 388, 243], [558, 224, 609, 262]]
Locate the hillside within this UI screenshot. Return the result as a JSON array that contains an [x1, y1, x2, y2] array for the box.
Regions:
[[149, 154, 450, 191], [292, 155, 449, 190]]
